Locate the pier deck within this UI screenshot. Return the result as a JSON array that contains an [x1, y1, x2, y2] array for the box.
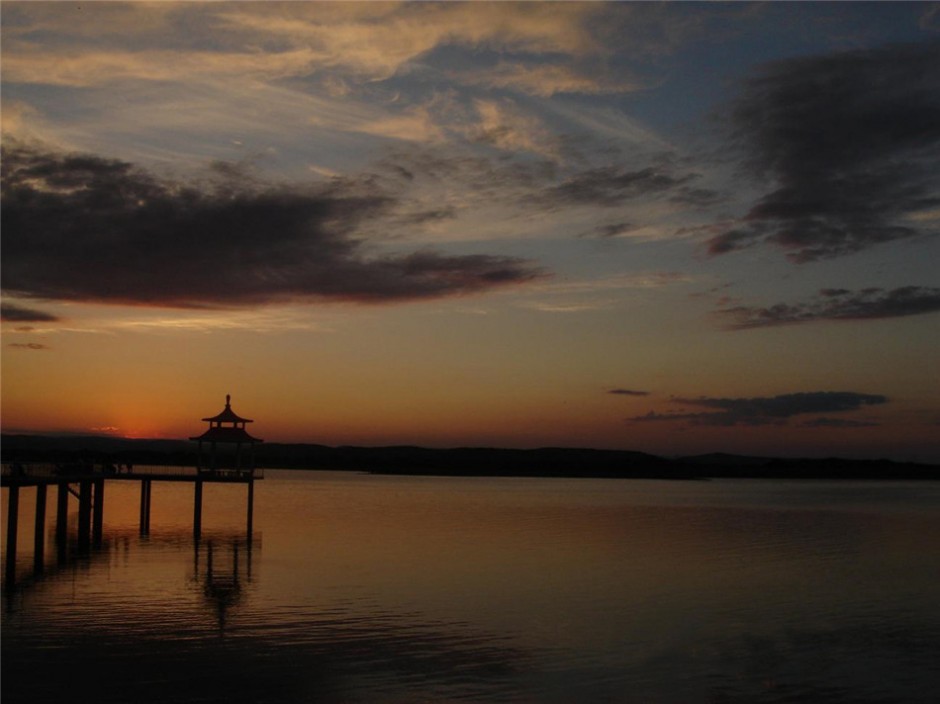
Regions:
[[1, 463, 263, 486]]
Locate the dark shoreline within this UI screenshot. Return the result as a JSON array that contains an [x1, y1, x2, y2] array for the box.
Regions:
[[2, 434, 938, 481]]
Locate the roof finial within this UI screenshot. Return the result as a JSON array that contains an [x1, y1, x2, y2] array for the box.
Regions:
[[226, 394, 231, 407]]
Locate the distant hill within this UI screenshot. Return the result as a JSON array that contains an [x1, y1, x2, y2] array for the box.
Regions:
[[2, 434, 938, 480]]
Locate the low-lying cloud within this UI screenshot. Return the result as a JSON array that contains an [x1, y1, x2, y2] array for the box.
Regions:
[[798, 417, 880, 429], [0, 144, 546, 308], [718, 286, 940, 329], [631, 391, 887, 427], [708, 40, 940, 262], [1, 302, 60, 322], [7, 342, 50, 351]]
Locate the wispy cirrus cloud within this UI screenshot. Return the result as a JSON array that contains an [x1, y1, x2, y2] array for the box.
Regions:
[[631, 391, 887, 427], [1, 3, 601, 89], [0, 143, 546, 309], [216, 2, 601, 83], [718, 286, 940, 329], [707, 40, 940, 262], [452, 61, 642, 97]]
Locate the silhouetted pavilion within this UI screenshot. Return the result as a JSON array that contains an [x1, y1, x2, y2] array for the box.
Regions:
[[190, 394, 263, 474]]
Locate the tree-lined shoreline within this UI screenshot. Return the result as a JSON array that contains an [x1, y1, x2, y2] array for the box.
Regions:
[[2, 434, 937, 481]]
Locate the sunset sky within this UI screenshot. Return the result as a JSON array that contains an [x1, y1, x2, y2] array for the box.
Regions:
[[2, 2, 939, 461]]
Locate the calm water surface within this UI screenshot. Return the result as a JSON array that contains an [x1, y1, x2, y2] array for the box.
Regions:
[[3, 471, 939, 703]]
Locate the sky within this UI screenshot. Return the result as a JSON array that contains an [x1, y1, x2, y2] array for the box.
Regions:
[[2, 1, 939, 461]]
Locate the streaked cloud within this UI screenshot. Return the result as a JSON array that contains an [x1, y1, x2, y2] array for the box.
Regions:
[[469, 99, 562, 159], [718, 286, 940, 329], [536, 272, 695, 295], [536, 165, 698, 209], [453, 61, 642, 97], [2, 3, 600, 88], [214, 3, 601, 82], [518, 299, 618, 314], [0, 48, 323, 87], [632, 392, 888, 427]]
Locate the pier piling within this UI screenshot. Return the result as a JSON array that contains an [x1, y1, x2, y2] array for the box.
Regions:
[[34, 485, 47, 571], [77, 480, 92, 548], [139, 479, 152, 535], [194, 479, 203, 541], [55, 483, 70, 546], [247, 477, 254, 543], [92, 479, 104, 546], [5, 485, 20, 585]]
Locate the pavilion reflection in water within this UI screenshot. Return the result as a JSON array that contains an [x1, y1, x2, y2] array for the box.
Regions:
[[193, 537, 254, 634]]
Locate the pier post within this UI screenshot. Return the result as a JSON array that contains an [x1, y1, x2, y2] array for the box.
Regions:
[[56, 483, 69, 542], [93, 478, 105, 546], [139, 480, 152, 535], [5, 485, 20, 585], [194, 478, 203, 541], [246, 475, 255, 543], [34, 484, 47, 572], [77, 480, 92, 548]]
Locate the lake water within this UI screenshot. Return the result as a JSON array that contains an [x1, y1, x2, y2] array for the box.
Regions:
[[3, 471, 940, 703]]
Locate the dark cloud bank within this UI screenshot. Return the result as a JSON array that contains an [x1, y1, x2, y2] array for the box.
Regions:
[[719, 286, 940, 329], [0, 144, 545, 310], [632, 391, 887, 427], [708, 40, 940, 262]]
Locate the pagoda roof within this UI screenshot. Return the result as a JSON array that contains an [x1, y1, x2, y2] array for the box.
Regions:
[[202, 394, 254, 423], [190, 426, 262, 444]]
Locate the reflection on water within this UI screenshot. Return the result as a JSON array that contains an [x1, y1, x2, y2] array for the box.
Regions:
[[3, 472, 940, 703]]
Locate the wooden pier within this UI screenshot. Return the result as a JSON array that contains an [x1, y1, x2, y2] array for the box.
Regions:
[[1, 462, 262, 586], [2, 395, 265, 590]]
